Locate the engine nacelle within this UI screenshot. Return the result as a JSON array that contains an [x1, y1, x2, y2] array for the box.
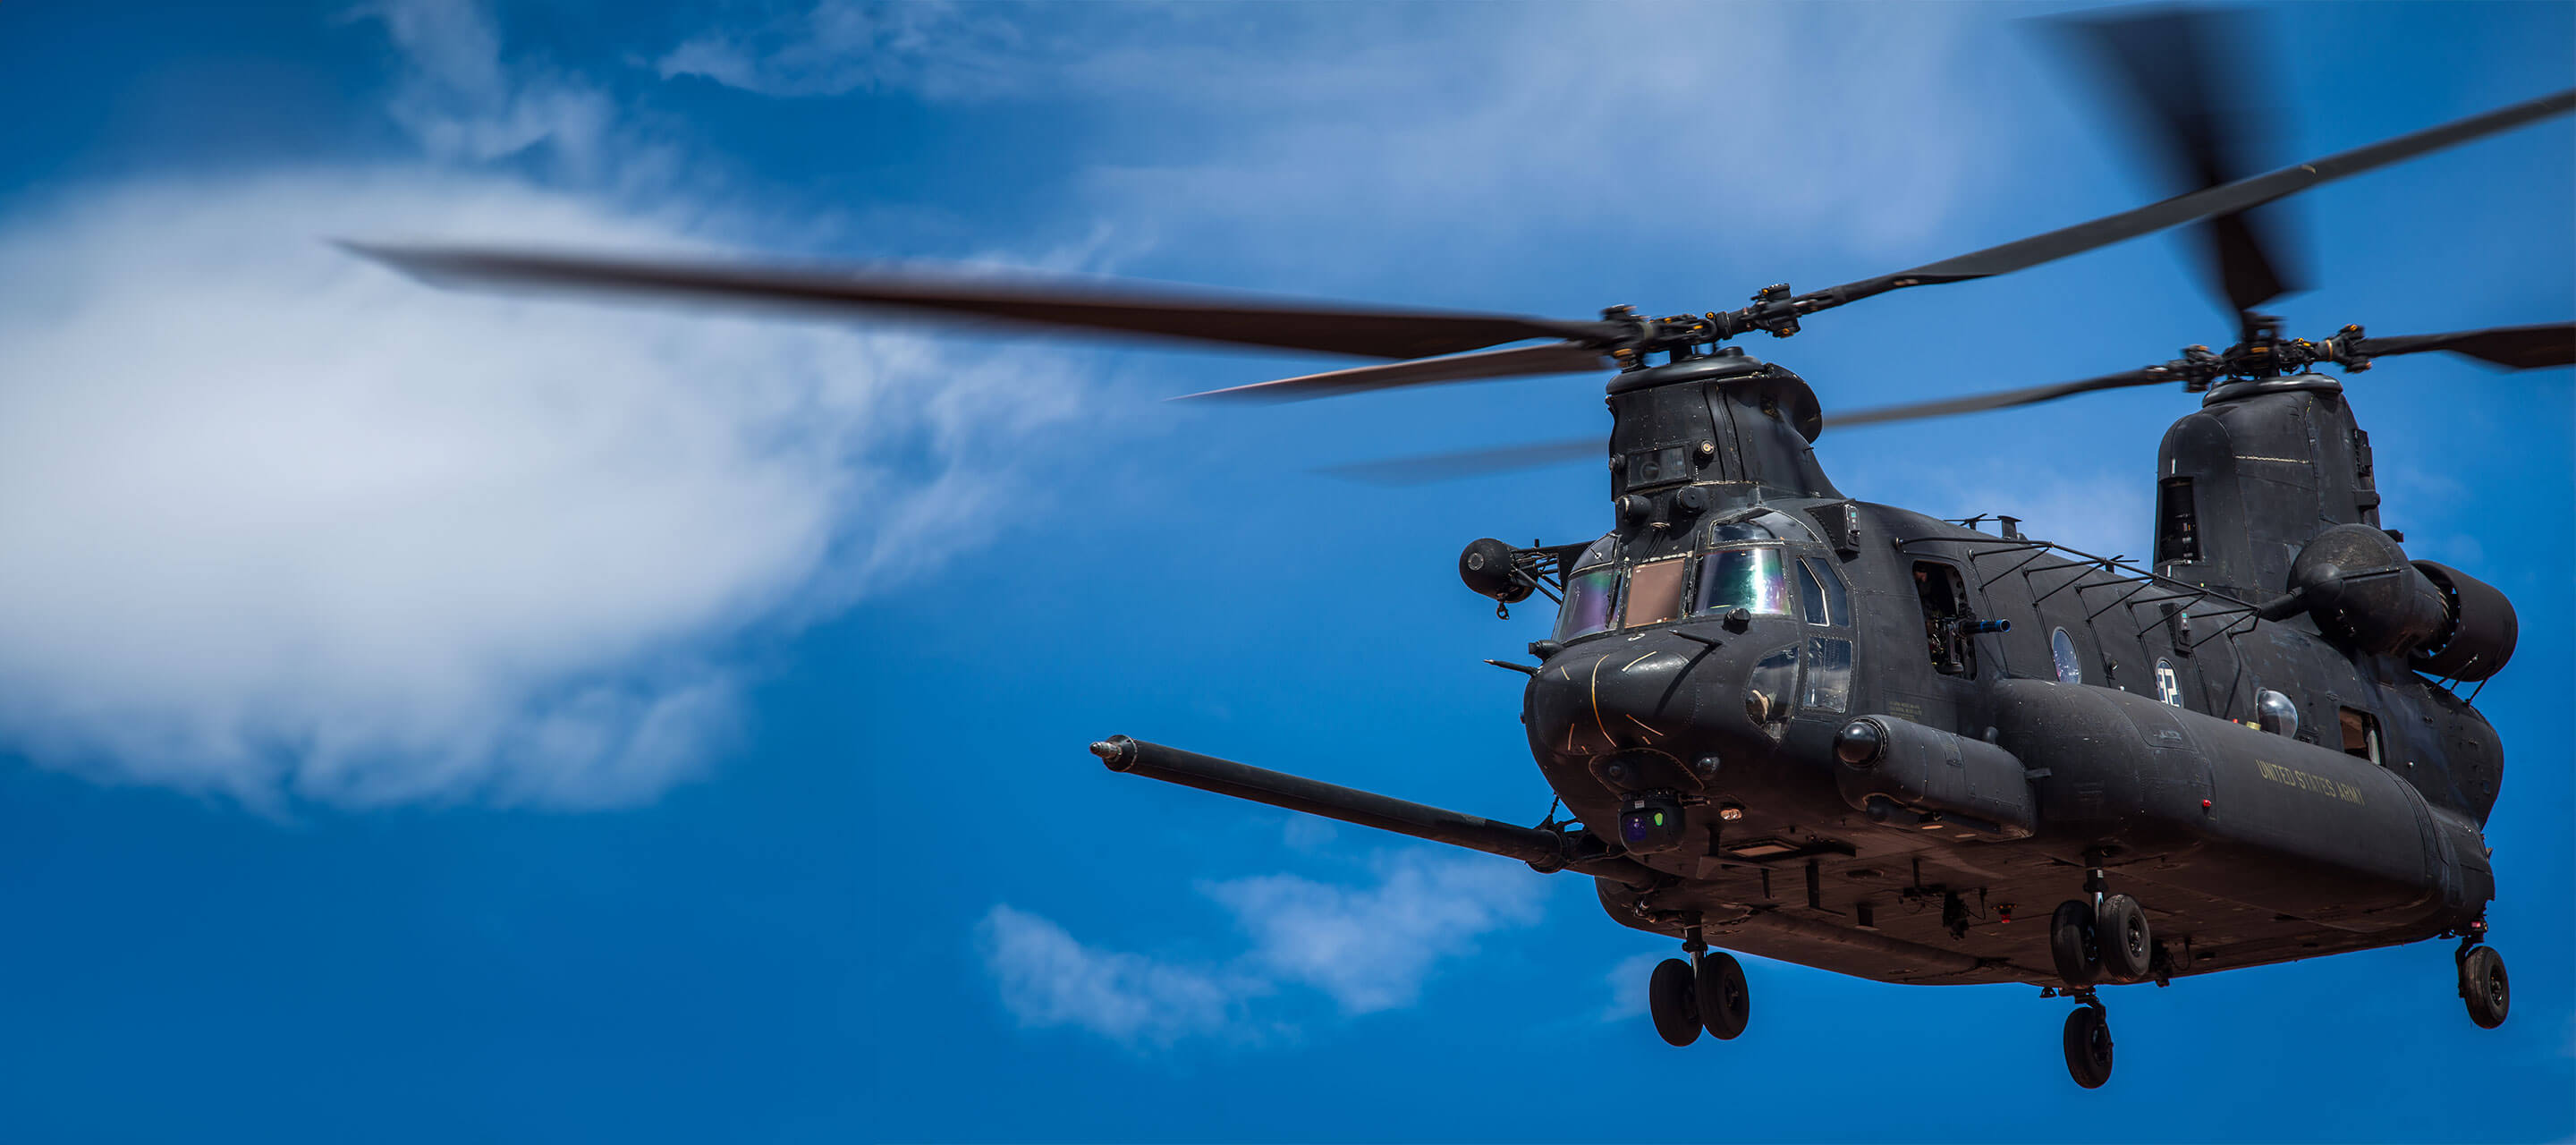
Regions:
[[2411, 561, 2518, 682], [2287, 524, 2445, 657]]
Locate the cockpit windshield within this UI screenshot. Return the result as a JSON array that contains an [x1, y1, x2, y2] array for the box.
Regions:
[[1555, 567, 1620, 641], [1693, 547, 1792, 616]]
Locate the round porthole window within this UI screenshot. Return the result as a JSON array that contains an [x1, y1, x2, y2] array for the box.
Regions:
[[2051, 627, 2081, 684]]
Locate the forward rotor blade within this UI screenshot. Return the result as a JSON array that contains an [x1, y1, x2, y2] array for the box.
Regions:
[[1802, 87, 2573, 313], [2355, 322, 2576, 369], [338, 241, 1620, 360], [1317, 437, 1599, 485], [2051, 7, 2301, 320], [1824, 368, 2177, 428], [1177, 343, 1612, 403]]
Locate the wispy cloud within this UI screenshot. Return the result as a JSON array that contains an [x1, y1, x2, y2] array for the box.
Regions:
[[350, 0, 621, 178], [977, 905, 1258, 1048], [653, 2, 1996, 258], [979, 851, 1545, 1047]]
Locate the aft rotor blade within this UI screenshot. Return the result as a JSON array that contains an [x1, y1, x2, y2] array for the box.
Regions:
[[1318, 437, 1599, 485], [1800, 87, 2574, 313], [338, 242, 1620, 361], [2356, 322, 2576, 369], [2050, 7, 2301, 321], [1825, 367, 2179, 428], [1178, 343, 1612, 403]]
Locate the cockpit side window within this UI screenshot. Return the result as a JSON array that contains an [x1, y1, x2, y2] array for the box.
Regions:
[[1798, 556, 1847, 625], [1555, 567, 1620, 641]]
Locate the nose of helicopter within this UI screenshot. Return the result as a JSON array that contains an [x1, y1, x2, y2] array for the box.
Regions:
[[1524, 633, 1735, 760]]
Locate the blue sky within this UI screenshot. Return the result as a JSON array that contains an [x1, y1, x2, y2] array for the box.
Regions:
[[0, 1, 2568, 1141]]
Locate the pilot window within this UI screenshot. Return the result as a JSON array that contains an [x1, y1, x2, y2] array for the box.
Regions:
[[2339, 707, 2383, 765], [1623, 559, 1687, 628], [1912, 561, 1978, 677], [1555, 567, 1620, 641], [1693, 547, 1792, 616], [2156, 477, 2200, 564]]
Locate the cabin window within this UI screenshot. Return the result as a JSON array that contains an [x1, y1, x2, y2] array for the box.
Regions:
[[2050, 627, 2082, 684], [2156, 477, 2201, 564], [1911, 561, 1978, 677], [1798, 557, 1848, 626], [1693, 547, 1792, 617], [2339, 707, 2383, 765], [1555, 567, 1619, 641], [1623, 558, 1687, 628]]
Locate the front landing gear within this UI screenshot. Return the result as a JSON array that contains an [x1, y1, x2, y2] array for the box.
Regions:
[[2061, 998, 2114, 1090], [1645, 923, 1752, 1047], [1648, 958, 1700, 1046]]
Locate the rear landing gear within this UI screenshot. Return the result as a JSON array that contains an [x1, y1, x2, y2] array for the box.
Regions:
[[2061, 997, 2114, 1089], [2459, 943, 2510, 1030]]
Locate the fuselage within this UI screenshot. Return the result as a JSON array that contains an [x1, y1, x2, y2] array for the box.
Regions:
[[1520, 354, 2504, 986]]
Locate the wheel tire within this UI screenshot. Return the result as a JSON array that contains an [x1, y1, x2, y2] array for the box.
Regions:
[[1696, 951, 1750, 1041], [2097, 894, 2153, 984], [2050, 900, 2100, 987], [1648, 957, 1701, 1047], [2462, 946, 2510, 1030], [2062, 1006, 2114, 1090]]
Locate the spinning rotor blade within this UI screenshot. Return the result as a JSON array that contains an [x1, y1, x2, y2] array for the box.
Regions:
[[1318, 438, 1600, 486], [1826, 368, 2179, 427], [2355, 322, 2576, 370], [1177, 343, 1613, 403], [1321, 367, 2180, 483], [2051, 7, 2300, 323], [1791, 87, 2573, 317], [338, 242, 1619, 361]]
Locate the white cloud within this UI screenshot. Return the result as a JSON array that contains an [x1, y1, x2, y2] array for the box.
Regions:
[[0, 0, 1117, 809], [1202, 852, 1546, 1015], [979, 851, 1544, 1047], [976, 905, 1253, 1048], [0, 169, 1089, 808]]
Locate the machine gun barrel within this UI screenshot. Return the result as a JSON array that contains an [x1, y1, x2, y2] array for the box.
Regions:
[[1088, 735, 1656, 885]]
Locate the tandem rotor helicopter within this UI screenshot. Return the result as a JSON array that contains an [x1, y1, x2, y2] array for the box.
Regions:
[[351, 10, 2572, 1090]]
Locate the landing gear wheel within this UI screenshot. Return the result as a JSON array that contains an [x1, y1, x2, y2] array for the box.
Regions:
[[2097, 894, 2153, 983], [2461, 946, 2510, 1030], [1648, 957, 1701, 1047], [1695, 951, 1750, 1040], [2062, 1005, 2114, 1089], [2050, 900, 2101, 987]]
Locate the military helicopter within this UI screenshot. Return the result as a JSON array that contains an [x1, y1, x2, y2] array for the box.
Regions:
[[347, 11, 2572, 1090]]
